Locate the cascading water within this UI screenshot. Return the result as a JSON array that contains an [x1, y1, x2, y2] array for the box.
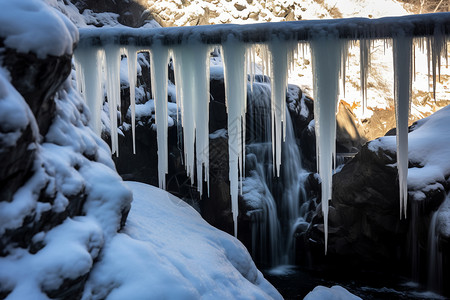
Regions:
[[427, 195, 448, 293], [243, 78, 309, 267]]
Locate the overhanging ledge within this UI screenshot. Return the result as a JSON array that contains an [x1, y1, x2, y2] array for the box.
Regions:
[[77, 12, 450, 48]]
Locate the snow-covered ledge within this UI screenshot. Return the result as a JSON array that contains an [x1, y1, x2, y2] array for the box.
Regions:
[[77, 13, 450, 47]]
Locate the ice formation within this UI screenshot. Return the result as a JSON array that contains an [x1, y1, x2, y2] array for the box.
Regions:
[[74, 47, 104, 136], [268, 39, 298, 177], [172, 43, 211, 196], [150, 43, 170, 189], [359, 38, 371, 113], [125, 47, 138, 154], [104, 45, 121, 157], [221, 38, 247, 237], [74, 13, 450, 249], [393, 35, 413, 219], [310, 36, 346, 253]]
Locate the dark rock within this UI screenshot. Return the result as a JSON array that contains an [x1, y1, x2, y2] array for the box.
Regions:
[[0, 44, 72, 135], [44, 272, 89, 300]]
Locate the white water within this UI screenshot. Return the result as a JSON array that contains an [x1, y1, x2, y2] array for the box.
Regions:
[[393, 35, 412, 219], [150, 44, 170, 189], [427, 207, 443, 293], [221, 38, 247, 237], [244, 79, 308, 266], [310, 36, 346, 253], [172, 43, 211, 196]]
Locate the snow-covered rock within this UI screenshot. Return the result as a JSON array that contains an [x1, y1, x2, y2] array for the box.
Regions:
[[0, 1, 132, 298], [0, 0, 77, 59], [83, 181, 282, 300], [302, 104, 450, 296], [304, 285, 362, 300]]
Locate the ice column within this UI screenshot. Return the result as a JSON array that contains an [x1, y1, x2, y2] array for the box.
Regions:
[[393, 35, 412, 219], [104, 45, 122, 156], [149, 44, 170, 189], [172, 43, 211, 196], [221, 38, 248, 237], [310, 36, 345, 253], [268, 39, 297, 177], [125, 47, 138, 154], [360, 38, 371, 112], [74, 47, 104, 136]]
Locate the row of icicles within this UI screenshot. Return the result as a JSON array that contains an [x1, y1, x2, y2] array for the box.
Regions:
[[74, 34, 448, 252]]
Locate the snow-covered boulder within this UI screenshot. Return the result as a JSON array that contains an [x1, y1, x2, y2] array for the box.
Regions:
[[0, 1, 132, 298], [301, 105, 450, 296], [304, 285, 362, 300], [83, 181, 282, 299]]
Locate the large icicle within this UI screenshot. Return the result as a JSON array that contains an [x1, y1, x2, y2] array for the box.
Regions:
[[125, 47, 138, 155], [310, 36, 345, 253], [150, 44, 170, 190], [221, 38, 247, 237], [268, 38, 297, 177], [360, 38, 371, 112], [393, 35, 413, 219], [104, 45, 122, 156], [172, 42, 211, 196], [74, 47, 104, 136]]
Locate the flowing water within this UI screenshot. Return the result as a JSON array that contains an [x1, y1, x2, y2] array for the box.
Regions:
[[243, 80, 309, 267]]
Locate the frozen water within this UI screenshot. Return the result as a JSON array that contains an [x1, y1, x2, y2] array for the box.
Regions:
[[150, 44, 170, 189], [221, 38, 247, 237], [310, 35, 346, 253], [172, 42, 211, 196], [393, 35, 412, 219]]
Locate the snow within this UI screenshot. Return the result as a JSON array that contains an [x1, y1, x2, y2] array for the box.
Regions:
[[304, 285, 362, 300], [83, 181, 283, 300], [0, 68, 132, 299], [368, 104, 450, 204], [0, 67, 36, 149], [0, 0, 78, 58]]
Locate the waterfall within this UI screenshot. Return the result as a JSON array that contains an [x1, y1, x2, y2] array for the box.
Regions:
[[427, 196, 447, 293], [243, 79, 308, 267]]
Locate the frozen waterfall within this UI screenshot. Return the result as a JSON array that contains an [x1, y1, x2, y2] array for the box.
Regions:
[[74, 13, 450, 247]]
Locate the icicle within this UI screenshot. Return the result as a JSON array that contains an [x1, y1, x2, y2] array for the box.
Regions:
[[360, 38, 371, 113], [150, 43, 170, 190], [74, 47, 104, 136], [428, 26, 446, 100], [172, 42, 210, 196], [268, 38, 297, 177], [125, 47, 138, 155], [310, 36, 345, 254], [393, 35, 412, 219], [104, 45, 122, 156], [221, 37, 248, 238]]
